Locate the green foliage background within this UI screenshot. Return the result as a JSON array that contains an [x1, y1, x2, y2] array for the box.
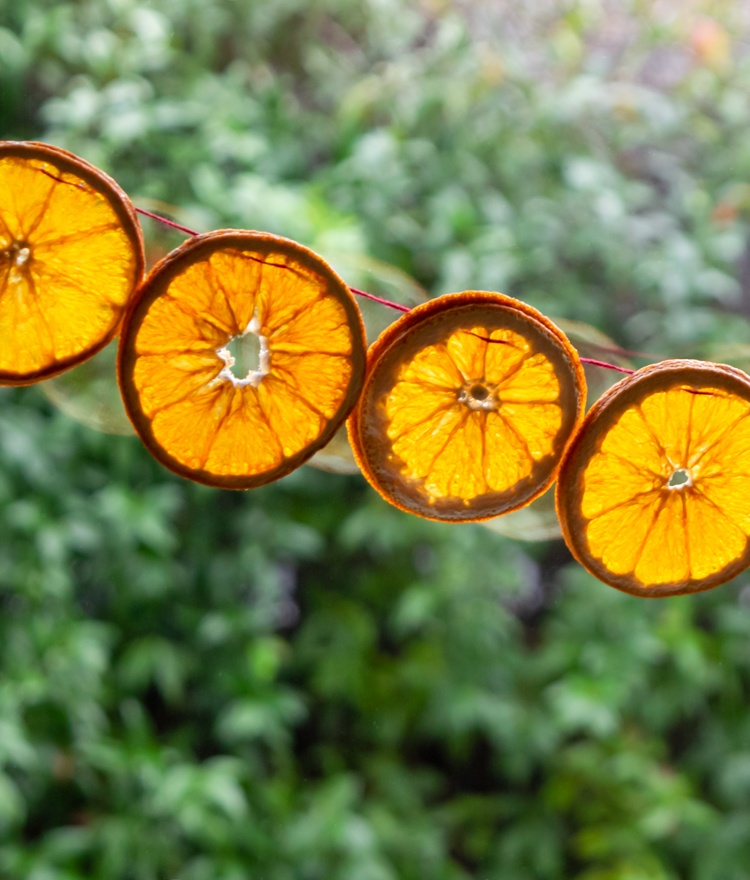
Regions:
[[3, 1, 750, 878]]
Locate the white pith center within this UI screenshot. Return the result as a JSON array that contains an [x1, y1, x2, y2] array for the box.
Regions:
[[667, 467, 692, 490], [457, 381, 498, 412], [2, 241, 32, 286], [215, 313, 270, 388]]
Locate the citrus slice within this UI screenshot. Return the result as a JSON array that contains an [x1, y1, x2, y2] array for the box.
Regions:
[[0, 140, 144, 384], [482, 317, 633, 542], [556, 359, 750, 596], [117, 230, 367, 489], [348, 291, 586, 522]]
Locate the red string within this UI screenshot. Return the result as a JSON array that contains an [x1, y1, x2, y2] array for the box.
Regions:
[[135, 207, 199, 237], [347, 286, 411, 312], [135, 205, 636, 374], [579, 358, 634, 375]]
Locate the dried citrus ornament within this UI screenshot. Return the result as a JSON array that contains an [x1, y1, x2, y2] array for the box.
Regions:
[[0, 141, 144, 384], [482, 317, 633, 542], [348, 291, 586, 522], [118, 230, 366, 488], [557, 359, 750, 597]]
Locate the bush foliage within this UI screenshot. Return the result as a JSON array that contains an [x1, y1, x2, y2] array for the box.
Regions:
[[3, 1, 750, 878]]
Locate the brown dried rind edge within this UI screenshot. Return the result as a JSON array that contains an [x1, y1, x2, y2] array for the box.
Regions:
[[556, 358, 750, 597], [347, 290, 588, 523], [117, 229, 367, 490], [0, 140, 145, 385]]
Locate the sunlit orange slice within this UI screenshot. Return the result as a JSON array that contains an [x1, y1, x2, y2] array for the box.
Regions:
[[482, 317, 633, 542], [0, 141, 144, 384], [557, 359, 750, 596], [118, 230, 367, 488], [348, 291, 586, 522]]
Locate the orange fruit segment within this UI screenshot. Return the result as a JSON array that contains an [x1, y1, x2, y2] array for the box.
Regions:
[[556, 359, 750, 596], [348, 291, 586, 522], [0, 141, 144, 384], [118, 230, 366, 488]]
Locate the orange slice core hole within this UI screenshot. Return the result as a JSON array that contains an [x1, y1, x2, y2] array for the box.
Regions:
[[1, 239, 32, 284], [216, 313, 270, 389], [667, 467, 692, 490], [457, 380, 498, 412]]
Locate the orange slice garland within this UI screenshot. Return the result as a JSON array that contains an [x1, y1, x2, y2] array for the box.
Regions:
[[557, 359, 750, 596], [348, 291, 587, 522], [0, 141, 144, 384], [118, 230, 367, 489]]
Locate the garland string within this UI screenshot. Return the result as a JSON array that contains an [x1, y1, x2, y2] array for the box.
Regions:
[[135, 206, 635, 374]]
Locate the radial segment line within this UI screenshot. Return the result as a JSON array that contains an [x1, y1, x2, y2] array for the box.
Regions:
[[33, 263, 125, 308], [144, 374, 223, 419], [253, 392, 290, 463], [603, 450, 664, 483], [497, 394, 560, 406], [271, 374, 330, 422], [0, 262, 11, 295], [700, 469, 750, 481], [440, 341, 469, 383], [233, 250, 313, 285], [391, 372, 460, 394], [630, 496, 668, 575], [480, 414, 489, 495], [494, 410, 534, 465], [198, 395, 235, 471], [0, 209, 15, 241], [33, 221, 121, 250], [25, 272, 57, 359], [162, 291, 234, 339], [267, 291, 327, 338], [205, 259, 243, 333], [680, 493, 691, 580], [494, 349, 539, 389], [388, 399, 458, 444], [688, 408, 750, 469], [422, 409, 471, 477], [24, 177, 58, 239], [634, 403, 671, 462], [135, 342, 220, 358], [691, 484, 741, 532], [271, 347, 351, 359], [683, 388, 696, 464], [584, 487, 663, 522]]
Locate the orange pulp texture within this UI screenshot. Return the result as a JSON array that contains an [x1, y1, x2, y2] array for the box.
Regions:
[[0, 141, 144, 384], [557, 359, 750, 596], [118, 230, 367, 488], [348, 291, 586, 522]]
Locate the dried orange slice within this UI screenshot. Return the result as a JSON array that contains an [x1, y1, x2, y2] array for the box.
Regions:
[[348, 291, 586, 522], [0, 141, 144, 384], [117, 230, 367, 488], [557, 359, 750, 597], [481, 318, 633, 542]]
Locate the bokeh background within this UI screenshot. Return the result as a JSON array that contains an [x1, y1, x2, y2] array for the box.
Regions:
[[3, 1, 750, 878]]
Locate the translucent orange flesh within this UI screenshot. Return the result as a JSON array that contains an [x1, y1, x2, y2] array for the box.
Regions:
[[130, 247, 357, 479], [376, 324, 565, 510], [0, 155, 139, 378], [580, 385, 750, 587]]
